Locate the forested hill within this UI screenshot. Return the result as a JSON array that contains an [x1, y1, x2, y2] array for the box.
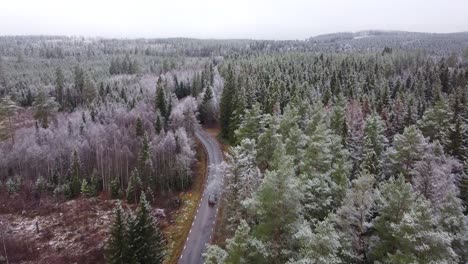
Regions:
[[308, 30, 468, 55]]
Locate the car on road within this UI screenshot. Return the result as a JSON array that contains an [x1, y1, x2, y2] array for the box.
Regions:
[[208, 193, 218, 207]]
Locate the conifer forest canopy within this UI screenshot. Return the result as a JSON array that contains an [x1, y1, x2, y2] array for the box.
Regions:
[[0, 31, 468, 263]]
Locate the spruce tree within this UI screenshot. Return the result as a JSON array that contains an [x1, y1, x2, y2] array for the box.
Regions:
[[220, 64, 235, 141], [107, 203, 129, 264], [135, 117, 144, 137], [127, 193, 165, 264], [126, 169, 142, 203], [155, 78, 167, 119], [361, 113, 387, 178], [69, 150, 81, 198]]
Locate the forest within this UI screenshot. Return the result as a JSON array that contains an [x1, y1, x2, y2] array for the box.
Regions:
[[0, 31, 467, 263]]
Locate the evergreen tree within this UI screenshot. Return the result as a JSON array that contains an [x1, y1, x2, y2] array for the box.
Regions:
[[419, 98, 452, 148], [336, 172, 376, 263], [360, 113, 387, 178], [293, 216, 349, 264], [80, 179, 93, 197], [33, 90, 59, 128], [0, 95, 20, 144], [220, 64, 236, 141], [249, 148, 303, 263], [107, 203, 129, 264], [110, 178, 121, 199], [69, 150, 81, 198], [386, 125, 428, 179], [370, 176, 456, 263], [199, 86, 215, 124], [55, 67, 65, 107], [127, 193, 166, 264], [126, 169, 142, 203], [155, 78, 167, 119], [83, 73, 97, 104], [135, 117, 144, 137], [235, 103, 266, 144], [223, 139, 261, 233]]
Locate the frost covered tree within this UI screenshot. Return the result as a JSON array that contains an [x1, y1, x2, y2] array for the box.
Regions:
[[336, 172, 376, 263], [256, 115, 282, 170], [0, 95, 20, 144], [33, 90, 59, 128], [412, 142, 461, 207], [126, 169, 142, 203], [300, 109, 350, 222], [419, 98, 452, 148], [385, 125, 428, 179], [222, 138, 261, 232], [248, 149, 303, 263], [235, 103, 266, 144], [360, 113, 387, 178], [199, 86, 216, 125], [369, 176, 457, 263], [127, 193, 165, 264], [292, 216, 350, 264]]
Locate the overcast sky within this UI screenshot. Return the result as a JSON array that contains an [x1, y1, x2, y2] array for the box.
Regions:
[[1, 0, 468, 40]]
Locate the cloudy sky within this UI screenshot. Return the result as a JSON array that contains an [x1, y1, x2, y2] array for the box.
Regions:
[[1, 0, 468, 40]]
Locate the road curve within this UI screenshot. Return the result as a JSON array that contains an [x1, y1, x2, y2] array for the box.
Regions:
[[179, 129, 223, 264]]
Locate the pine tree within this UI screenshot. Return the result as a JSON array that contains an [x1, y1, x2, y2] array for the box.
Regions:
[[33, 91, 59, 128], [436, 192, 468, 262], [294, 216, 349, 264], [370, 176, 456, 263], [250, 148, 303, 263], [107, 203, 129, 264], [0, 95, 20, 144], [336, 172, 376, 263], [127, 193, 166, 264], [386, 125, 428, 179]]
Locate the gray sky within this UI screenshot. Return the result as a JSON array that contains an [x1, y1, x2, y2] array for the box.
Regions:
[[1, 0, 468, 40]]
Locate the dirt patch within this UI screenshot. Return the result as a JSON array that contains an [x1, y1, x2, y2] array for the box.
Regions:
[[0, 198, 116, 264]]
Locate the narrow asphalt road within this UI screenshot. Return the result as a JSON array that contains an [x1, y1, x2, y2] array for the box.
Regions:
[[179, 129, 223, 264]]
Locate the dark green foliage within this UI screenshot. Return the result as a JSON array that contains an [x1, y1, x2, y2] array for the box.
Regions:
[[127, 193, 166, 264], [220, 65, 236, 142], [110, 178, 121, 199], [126, 169, 142, 203], [106, 203, 129, 264], [69, 150, 81, 198], [155, 78, 167, 119], [136, 117, 144, 137]]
